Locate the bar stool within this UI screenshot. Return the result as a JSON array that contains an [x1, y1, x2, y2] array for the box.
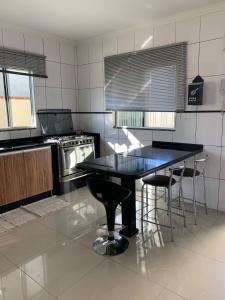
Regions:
[[173, 156, 208, 225], [141, 166, 186, 242], [86, 177, 131, 256]]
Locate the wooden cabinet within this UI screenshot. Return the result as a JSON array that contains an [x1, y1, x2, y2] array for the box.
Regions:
[[0, 152, 26, 205], [0, 146, 53, 206], [24, 147, 53, 198]]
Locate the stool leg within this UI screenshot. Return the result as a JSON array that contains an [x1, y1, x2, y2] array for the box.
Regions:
[[168, 187, 174, 242], [154, 186, 157, 221], [146, 184, 149, 209], [180, 180, 186, 227], [141, 184, 145, 231], [193, 177, 197, 225], [203, 172, 208, 215], [105, 205, 116, 241]]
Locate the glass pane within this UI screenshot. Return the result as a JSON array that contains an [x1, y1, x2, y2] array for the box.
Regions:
[[7, 71, 34, 127], [144, 112, 175, 129], [0, 72, 8, 128], [116, 111, 175, 129], [117, 111, 144, 127]]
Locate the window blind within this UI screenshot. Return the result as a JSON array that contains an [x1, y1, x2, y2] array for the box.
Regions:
[[0, 47, 47, 78], [104, 42, 187, 112]]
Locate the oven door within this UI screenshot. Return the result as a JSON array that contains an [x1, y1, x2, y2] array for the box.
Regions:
[[60, 143, 95, 179]]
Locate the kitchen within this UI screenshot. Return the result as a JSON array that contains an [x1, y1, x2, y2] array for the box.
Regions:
[[0, 1, 225, 299]]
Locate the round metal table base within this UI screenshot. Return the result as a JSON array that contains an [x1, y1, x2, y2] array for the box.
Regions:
[[93, 234, 129, 256]]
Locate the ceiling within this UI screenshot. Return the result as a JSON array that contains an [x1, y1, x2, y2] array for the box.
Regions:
[[0, 0, 222, 40]]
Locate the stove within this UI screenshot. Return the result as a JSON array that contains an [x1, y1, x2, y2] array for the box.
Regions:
[[48, 135, 95, 182]]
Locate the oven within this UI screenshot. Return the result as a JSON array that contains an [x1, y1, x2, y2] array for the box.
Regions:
[[59, 138, 95, 182]]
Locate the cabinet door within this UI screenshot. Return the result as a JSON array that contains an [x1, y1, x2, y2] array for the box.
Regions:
[[24, 147, 53, 198], [0, 152, 26, 204]]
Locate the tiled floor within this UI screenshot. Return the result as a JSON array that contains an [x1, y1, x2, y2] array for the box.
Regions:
[[0, 186, 225, 300]]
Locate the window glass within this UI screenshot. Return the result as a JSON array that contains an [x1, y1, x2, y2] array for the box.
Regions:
[[7, 70, 34, 128], [0, 71, 8, 128], [116, 111, 175, 130]]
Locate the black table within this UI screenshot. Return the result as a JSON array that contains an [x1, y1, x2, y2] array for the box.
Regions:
[[77, 141, 203, 237]]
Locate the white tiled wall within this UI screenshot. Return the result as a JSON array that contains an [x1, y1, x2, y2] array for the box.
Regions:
[[75, 7, 225, 211], [0, 26, 78, 139]]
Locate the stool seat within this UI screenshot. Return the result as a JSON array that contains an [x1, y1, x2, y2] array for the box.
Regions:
[[143, 175, 176, 188], [173, 167, 200, 177]]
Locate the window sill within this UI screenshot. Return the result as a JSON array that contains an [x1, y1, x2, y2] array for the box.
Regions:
[[114, 126, 175, 131]]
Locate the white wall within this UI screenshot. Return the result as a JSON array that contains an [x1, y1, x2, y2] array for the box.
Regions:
[[75, 7, 225, 211], [0, 24, 78, 139]]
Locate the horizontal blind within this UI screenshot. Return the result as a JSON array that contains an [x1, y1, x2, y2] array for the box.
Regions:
[[0, 47, 47, 78], [104, 42, 187, 112]]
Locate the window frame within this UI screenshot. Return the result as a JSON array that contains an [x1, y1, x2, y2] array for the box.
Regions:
[[114, 111, 176, 131], [0, 68, 36, 131]]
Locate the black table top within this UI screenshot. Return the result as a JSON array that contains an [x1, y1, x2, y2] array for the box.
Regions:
[[76, 141, 203, 179]]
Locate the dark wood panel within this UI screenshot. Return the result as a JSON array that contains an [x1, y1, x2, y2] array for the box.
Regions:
[[24, 147, 53, 198], [1, 152, 26, 204], [0, 156, 6, 206]]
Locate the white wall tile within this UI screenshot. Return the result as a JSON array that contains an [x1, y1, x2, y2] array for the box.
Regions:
[[173, 113, 196, 143], [117, 31, 135, 54], [130, 129, 153, 143], [44, 38, 60, 62], [61, 64, 75, 89], [90, 88, 104, 112], [199, 38, 225, 76], [197, 145, 221, 179], [78, 114, 91, 131], [153, 130, 173, 142], [88, 38, 103, 63], [187, 43, 199, 79], [182, 176, 219, 210], [77, 42, 89, 65], [33, 77, 46, 87], [46, 61, 61, 88], [201, 10, 225, 41], [204, 178, 219, 210], [60, 41, 75, 65], [198, 75, 225, 111], [103, 36, 117, 57], [0, 30, 3, 47], [220, 147, 225, 179], [77, 65, 90, 89], [105, 113, 118, 139], [10, 130, 30, 139], [24, 34, 43, 54], [196, 113, 222, 146], [46, 87, 62, 109], [154, 23, 175, 47], [222, 115, 225, 146], [176, 17, 200, 44], [34, 86, 46, 111], [134, 27, 154, 50], [90, 62, 104, 88], [62, 89, 76, 111], [90, 114, 105, 135], [218, 180, 225, 211], [78, 89, 91, 112], [2, 28, 24, 50]]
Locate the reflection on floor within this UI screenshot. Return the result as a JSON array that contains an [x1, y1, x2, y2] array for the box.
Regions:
[[0, 186, 225, 299]]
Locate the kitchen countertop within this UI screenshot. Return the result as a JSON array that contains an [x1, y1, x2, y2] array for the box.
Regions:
[[0, 137, 57, 154]]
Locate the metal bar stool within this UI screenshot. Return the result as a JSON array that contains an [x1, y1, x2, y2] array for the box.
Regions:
[[141, 166, 186, 242], [86, 177, 131, 256], [173, 156, 208, 225]]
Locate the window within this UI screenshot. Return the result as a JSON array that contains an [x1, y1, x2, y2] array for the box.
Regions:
[[0, 68, 35, 129], [116, 111, 175, 130]]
